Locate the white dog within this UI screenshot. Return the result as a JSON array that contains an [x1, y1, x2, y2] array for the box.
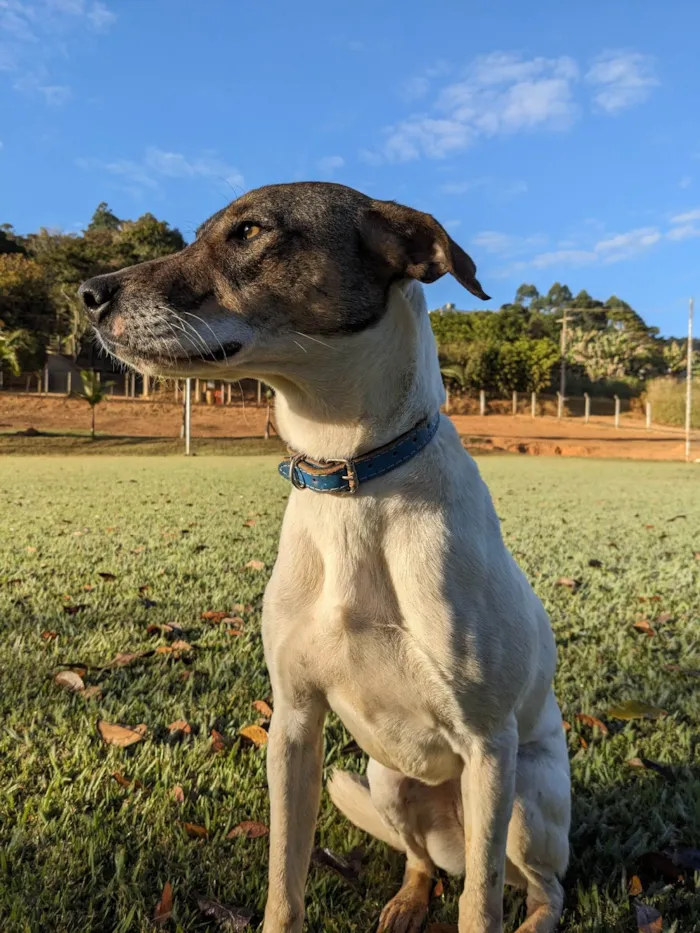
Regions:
[[81, 182, 571, 933]]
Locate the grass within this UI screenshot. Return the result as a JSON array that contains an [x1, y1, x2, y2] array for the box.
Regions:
[[0, 456, 698, 933]]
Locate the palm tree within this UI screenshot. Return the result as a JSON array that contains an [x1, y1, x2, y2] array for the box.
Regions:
[[0, 327, 31, 383], [76, 370, 113, 439], [263, 385, 275, 440], [440, 363, 466, 414]]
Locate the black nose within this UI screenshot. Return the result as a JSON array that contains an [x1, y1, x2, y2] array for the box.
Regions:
[[78, 276, 121, 323]]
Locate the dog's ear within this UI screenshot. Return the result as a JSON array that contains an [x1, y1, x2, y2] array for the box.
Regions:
[[360, 200, 490, 301]]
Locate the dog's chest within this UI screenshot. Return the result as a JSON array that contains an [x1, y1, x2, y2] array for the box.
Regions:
[[309, 602, 464, 784]]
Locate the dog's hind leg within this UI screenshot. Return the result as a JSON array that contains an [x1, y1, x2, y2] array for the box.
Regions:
[[328, 761, 437, 933]]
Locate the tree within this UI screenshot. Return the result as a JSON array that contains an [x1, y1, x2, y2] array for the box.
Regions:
[[440, 363, 466, 413], [0, 254, 53, 368], [0, 326, 32, 379], [87, 202, 121, 232], [75, 370, 112, 439]]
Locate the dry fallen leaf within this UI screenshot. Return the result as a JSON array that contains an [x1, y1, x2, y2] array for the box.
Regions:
[[138, 584, 151, 593], [222, 616, 245, 627], [82, 685, 102, 700], [240, 724, 268, 747], [562, 720, 571, 732], [183, 822, 209, 839], [244, 560, 266, 571], [575, 713, 609, 735], [55, 670, 85, 692], [628, 875, 643, 896], [311, 846, 363, 889], [608, 700, 667, 721], [170, 639, 193, 653], [26, 546, 37, 554], [243, 519, 257, 527], [153, 880, 173, 927], [196, 894, 253, 931], [226, 628, 244, 637], [97, 720, 147, 747], [252, 700, 273, 721], [113, 651, 148, 667], [633, 619, 656, 637], [663, 664, 700, 678], [578, 735, 588, 750], [626, 758, 674, 781], [167, 719, 192, 735], [638, 595, 662, 604], [227, 820, 269, 839], [41, 631, 58, 641], [201, 610, 228, 623], [211, 729, 229, 753], [556, 577, 580, 591], [172, 785, 185, 804], [634, 900, 663, 933], [432, 878, 444, 898], [111, 772, 148, 792]]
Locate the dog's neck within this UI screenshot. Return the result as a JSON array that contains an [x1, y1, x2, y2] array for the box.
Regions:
[[262, 282, 445, 462]]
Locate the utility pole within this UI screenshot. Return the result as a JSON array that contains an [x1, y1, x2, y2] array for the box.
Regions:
[[559, 310, 570, 401], [686, 297, 694, 462]]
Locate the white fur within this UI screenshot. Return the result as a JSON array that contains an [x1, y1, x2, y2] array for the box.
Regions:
[[251, 282, 571, 933]]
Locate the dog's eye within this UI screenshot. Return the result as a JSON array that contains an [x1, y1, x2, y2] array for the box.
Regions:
[[231, 222, 262, 241]]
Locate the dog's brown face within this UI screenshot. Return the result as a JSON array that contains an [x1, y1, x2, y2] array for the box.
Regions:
[[79, 182, 489, 377]]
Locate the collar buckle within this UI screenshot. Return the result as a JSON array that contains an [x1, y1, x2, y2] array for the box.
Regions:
[[326, 458, 359, 494]]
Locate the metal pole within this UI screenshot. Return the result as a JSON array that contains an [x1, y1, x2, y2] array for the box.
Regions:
[[174, 380, 179, 402], [531, 391, 536, 418], [512, 390, 517, 415], [557, 392, 563, 420], [584, 392, 590, 424], [686, 297, 694, 462], [66, 371, 72, 395], [184, 378, 192, 456], [614, 395, 620, 429], [43, 364, 49, 393], [227, 382, 232, 405], [257, 380, 262, 407], [646, 401, 652, 431], [559, 311, 568, 400], [142, 375, 149, 398], [479, 389, 486, 416]]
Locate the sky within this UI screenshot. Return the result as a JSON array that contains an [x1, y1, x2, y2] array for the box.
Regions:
[[1, 0, 699, 336]]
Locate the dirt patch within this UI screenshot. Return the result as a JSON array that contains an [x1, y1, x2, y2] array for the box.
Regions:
[[0, 393, 697, 461]]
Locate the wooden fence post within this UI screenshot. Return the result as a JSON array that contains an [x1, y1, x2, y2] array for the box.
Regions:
[[66, 371, 72, 395], [584, 392, 590, 424], [257, 380, 262, 407], [614, 395, 620, 429], [512, 390, 517, 415], [479, 389, 486, 416], [646, 401, 652, 431], [531, 391, 537, 418], [43, 364, 49, 393], [557, 392, 563, 420], [227, 383, 232, 405]]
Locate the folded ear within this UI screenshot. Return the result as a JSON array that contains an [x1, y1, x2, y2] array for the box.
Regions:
[[360, 199, 490, 301]]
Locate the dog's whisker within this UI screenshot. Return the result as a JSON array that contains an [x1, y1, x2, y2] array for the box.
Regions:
[[293, 331, 338, 352], [180, 309, 230, 362]]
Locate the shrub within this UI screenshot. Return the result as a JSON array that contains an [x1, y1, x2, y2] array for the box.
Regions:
[[645, 377, 700, 428]]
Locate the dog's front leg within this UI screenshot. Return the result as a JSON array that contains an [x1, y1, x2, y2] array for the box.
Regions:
[[459, 717, 518, 933], [263, 698, 326, 933]]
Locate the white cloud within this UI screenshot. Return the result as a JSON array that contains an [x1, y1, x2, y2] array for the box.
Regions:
[[316, 154, 345, 176], [77, 146, 244, 194], [679, 176, 692, 189], [443, 219, 461, 230], [671, 207, 700, 225], [366, 52, 579, 163], [440, 179, 486, 195], [667, 224, 700, 241], [365, 48, 658, 163], [586, 51, 658, 113], [471, 231, 513, 254], [0, 0, 115, 102]]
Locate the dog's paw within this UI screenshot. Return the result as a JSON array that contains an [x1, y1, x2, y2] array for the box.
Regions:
[[377, 890, 429, 933]]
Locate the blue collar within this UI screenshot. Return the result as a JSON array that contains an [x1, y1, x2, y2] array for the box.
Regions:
[[278, 412, 441, 495]]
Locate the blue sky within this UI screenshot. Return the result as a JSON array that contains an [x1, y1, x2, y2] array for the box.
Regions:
[[2, 0, 699, 336]]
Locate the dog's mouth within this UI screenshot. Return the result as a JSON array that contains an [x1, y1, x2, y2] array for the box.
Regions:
[[205, 340, 242, 362], [96, 330, 244, 372]]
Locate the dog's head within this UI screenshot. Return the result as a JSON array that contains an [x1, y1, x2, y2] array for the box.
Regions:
[[79, 182, 489, 377]]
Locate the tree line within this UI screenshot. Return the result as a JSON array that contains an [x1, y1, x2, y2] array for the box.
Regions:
[[0, 205, 695, 398], [431, 283, 696, 397]]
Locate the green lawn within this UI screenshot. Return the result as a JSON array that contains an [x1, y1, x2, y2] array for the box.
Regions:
[[1, 456, 698, 933]]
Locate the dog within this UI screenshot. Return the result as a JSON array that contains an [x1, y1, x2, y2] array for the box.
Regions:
[[80, 181, 571, 933]]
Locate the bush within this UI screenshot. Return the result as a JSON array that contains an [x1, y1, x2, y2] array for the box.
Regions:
[[645, 377, 700, 428]]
